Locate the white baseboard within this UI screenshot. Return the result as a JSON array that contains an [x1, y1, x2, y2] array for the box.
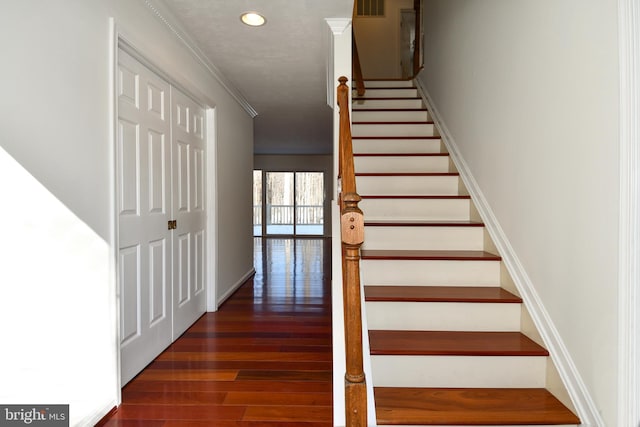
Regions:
[[414, 76, 604, 427], [216, 268, 255, 308], [77, 399, 118, 427]]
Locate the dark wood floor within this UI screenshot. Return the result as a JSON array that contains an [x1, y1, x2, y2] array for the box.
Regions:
[[99, 237, 333, 426]]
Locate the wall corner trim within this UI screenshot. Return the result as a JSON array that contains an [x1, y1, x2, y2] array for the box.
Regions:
[[326, 18, 352, 36], [325, 18, 352, 107], [414, 76, 605, 427], [618, 0, 640, 425], [143, 0, 258, 118]]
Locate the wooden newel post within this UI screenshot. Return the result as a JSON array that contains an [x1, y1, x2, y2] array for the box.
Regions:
[[341, 192, 366, 427], [337, 76, 367, 427]]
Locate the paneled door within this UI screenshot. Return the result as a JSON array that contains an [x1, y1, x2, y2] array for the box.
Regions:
[[118, 50, 172, 384], [117, 50, 208, 384], [171, 88, 207, 339]]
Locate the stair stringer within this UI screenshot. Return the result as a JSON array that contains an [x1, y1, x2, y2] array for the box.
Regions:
[[414, 76, 604, 427]]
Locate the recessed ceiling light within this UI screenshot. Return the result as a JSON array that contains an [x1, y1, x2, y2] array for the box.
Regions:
[[240, 12, 266, 27]]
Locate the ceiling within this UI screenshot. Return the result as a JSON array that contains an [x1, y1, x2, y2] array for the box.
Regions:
[[164, 0, 353, 155]]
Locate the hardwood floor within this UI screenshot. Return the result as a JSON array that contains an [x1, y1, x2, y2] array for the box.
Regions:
[[99, 237, 332, 426]]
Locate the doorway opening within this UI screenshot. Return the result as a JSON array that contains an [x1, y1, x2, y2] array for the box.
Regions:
[[400, 8, 416, 79], [253, 170, 325, 236]]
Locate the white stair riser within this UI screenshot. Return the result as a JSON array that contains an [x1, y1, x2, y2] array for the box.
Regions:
[[361, 80, 415, 88], [355, 156, 449, 173], [366, 302, 521, 331], [354, 88, 418, 98], [362, 259, 500, 286], [362, 226, 484, 251], [352, 123, 435, 137], [352, 98, 424, 109], [353, 138, 442, 154], [370, 355, 546, 388], [353, 110, 430, 122], [357, 176, 459, 196], [360, 198, 470, 221]]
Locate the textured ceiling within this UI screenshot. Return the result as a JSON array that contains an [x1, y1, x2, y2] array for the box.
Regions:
[[165, 0, 353, 154]]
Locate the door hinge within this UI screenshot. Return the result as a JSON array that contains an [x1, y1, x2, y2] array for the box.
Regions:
[[168, 220, 177, 230]]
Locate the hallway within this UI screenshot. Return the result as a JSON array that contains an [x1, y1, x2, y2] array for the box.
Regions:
[[99, 237, 332, 426]]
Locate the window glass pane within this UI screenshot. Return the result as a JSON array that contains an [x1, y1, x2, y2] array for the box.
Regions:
[[295, 172, 324, 235], [266, 172, 294, 235], [253, 170, 262, 236]]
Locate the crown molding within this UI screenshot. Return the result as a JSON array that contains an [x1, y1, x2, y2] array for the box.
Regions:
[[143, 0, 258, 118], [325, 18, 352, 36]]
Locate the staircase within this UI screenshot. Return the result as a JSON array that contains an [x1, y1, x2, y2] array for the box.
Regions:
[[351, 80, 581, 426]]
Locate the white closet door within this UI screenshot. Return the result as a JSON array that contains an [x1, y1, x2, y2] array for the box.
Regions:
[[117, 50, 172, 384], [171, 87, 207, 339]]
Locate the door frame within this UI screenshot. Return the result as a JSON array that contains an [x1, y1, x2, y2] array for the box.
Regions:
[[110, 24, 218, 397], [399, 8, 415, 80]]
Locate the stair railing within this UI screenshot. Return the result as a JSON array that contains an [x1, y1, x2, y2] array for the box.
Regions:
[[337, 76, 367, 427], [352, 37, 365, 97], [352, 2, 366, 97], [412, 0, 422, 76]]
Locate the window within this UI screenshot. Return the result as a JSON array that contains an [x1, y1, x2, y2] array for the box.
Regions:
[[253, 170, 325, 236], [356, 0, 385, 17]]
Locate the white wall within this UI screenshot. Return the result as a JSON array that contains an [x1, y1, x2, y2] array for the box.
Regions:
[[354, 0, 413, 78], [215, 101, 255, 306], [254, 155, 334, 236], [418, 1, 619, 425], [0, 1, 254, 425]]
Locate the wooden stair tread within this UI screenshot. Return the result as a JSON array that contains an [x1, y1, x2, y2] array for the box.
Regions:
[[362, 79, 413, 82], [354, 152, 448, 157], [354, 85, 416, 88], [374, 387, 580, 425], [369, 331, 548, 356], [364, 286, 522, 303], [353, 97, 422, 101], [364, 220, 484, 227], [352, 136, 441, 140], [356, 172, 458, 177], [353, 121, 434, 125], [351, 98, 422, 103], [361, 195, 471, 199], [361, 250, 501, 261], [353, 108, 428, 112]]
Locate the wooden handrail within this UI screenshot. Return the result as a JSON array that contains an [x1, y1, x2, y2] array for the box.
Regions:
[[352, 37, 365, 97], [352, 3, 365, 97], [413, 0, 422, 76], [337, 76, 367, 427]]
